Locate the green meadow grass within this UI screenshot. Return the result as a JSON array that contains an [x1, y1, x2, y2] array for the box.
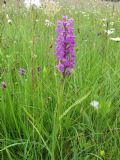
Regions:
[[0, 2, 120, 160]]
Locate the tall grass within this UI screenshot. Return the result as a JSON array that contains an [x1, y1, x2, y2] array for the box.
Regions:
[[0, 1, 120, 159]]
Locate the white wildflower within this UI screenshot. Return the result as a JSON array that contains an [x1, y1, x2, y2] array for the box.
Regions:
[[103, 24, 106, 27], [90, 100, 99, 109], [102, 18, 107, 22], [110, 22, 114, 26], [24, 0, 41, 8], [104, 28, 115, 35], [110, 37, 120, 42], [2, 4, 6, 8], [6, 14, 12, 24], [36, 19, 39, 22], [6, 14, 9, 19], [45, 19, 52, 27], [8, 19, 12, 24]]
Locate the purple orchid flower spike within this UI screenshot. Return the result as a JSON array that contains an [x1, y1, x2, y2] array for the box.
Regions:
[[55, 16, 76, 78]]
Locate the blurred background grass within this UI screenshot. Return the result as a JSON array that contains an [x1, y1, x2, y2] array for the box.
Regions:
[[1, 0, 120, 12]]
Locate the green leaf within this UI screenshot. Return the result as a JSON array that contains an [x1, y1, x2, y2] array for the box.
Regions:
[[59, 91, 91, 120]]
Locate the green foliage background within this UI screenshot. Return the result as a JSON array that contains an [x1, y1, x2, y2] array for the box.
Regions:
[[0, 1, 120, 159]]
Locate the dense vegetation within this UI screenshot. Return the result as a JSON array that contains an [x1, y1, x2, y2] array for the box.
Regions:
[[0, 1, 120, 159]]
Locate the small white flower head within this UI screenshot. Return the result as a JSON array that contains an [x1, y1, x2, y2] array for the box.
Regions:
[[8, 19, 12, 24], [104, 28, 115, 35], [110, 37, 120, 42], [6, 14, 12, 24], [6, 14, 9, 19], [24, 0, 41, 9], [45, 19, 52, 27], [90, 100, 99, 109], [36, 19, 39, 22], [110, 22, 114, 26], [102, 18, 107, 22], [103, 23, 106, 27]]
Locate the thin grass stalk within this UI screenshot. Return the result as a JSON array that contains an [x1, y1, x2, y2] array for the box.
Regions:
[[52, 78, 65, 160], [31, 6, 37, 158]]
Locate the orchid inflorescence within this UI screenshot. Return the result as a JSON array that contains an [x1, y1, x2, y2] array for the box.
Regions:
[[55, 16, 76, 78]]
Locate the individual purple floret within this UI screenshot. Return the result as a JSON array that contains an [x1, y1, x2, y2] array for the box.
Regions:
[[19, 68, 26, 76], [1, 81, 6, 89], [55, 16, 76, 78]]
